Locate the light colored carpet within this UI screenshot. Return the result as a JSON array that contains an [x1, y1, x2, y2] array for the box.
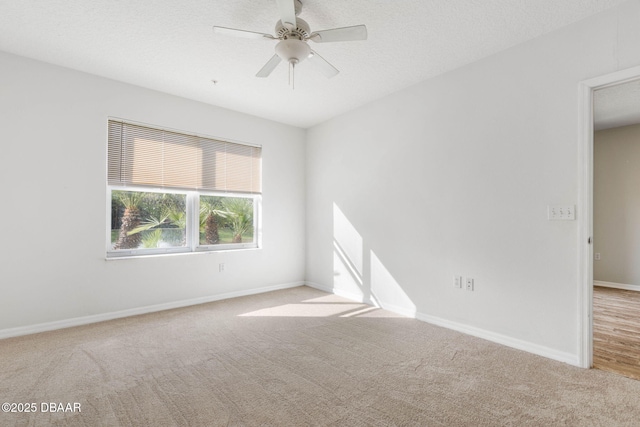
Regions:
[[1, 285, 639, 426]]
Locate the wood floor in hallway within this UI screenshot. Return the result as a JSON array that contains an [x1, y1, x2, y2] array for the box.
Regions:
[[593, 286, 640, 380]]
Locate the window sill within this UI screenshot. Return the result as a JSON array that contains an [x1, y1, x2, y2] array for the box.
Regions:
[[105, 246, 259, 261]]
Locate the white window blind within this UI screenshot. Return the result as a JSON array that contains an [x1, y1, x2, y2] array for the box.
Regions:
[[108, 120, 262, 194]]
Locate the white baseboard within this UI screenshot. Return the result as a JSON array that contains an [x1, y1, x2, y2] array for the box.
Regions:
[[305, 282, 419, 318], [5, 280, 577, 366], [306, 282, 579, 367], [305, 281, 334, 294], [0, 281, 304, 340], [305, 282, 370, 305], [594, 280, 640, 292], [414, 312, 578, 366]]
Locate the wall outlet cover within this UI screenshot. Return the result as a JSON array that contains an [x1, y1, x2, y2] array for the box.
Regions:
[[466, 278, 474, 291]]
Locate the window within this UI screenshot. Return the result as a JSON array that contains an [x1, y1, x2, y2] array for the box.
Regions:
[[107, 120, 261, 257]]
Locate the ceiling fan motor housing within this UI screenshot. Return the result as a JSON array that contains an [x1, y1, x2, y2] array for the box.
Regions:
[[213, 0, 366, 81], [275, 17, 310, 40]]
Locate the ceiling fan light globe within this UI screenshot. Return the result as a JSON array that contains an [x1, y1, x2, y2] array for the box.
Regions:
[[275, 39, 311, 64]]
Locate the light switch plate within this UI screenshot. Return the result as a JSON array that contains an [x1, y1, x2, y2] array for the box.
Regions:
[[548, 205, 575, 220], [454, 276, 462, 289]]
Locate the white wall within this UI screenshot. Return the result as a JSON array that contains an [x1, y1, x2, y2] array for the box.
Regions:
[[594, 124, 640, 286], [306, 0, 640, 364], [0, 52, 306, 333]]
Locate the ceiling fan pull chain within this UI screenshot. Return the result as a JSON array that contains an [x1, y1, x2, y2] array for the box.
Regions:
[[289, 61, 295, 90]]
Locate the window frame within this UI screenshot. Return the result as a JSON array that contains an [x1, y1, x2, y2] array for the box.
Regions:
[[106, 118, 262, 259], [106, 186, 260, 259], [194, 190, 261, 253]]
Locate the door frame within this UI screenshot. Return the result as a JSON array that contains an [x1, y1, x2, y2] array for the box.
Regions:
[[578, 65, 640, 368]]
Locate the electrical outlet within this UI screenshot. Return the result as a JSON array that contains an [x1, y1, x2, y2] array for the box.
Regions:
[[595, 253, 601, 261], [454, 276, 462, 289], [466, 278, 474, 291], [219, 263, 225, 272]]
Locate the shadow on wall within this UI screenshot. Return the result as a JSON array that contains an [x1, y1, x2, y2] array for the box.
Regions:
[[236, 204, 416, 319], [333, 203, 416, 317]]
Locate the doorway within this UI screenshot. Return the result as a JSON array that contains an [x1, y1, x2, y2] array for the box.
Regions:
[[579, 66, 640, 372]]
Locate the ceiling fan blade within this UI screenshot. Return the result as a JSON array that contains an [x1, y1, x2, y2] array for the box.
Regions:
[[308, 50, 339, 79], [213, 26, 275, 40], [256, 54, 282, 78], [276, 0, 297, 30], [310, 25, 368, 43]]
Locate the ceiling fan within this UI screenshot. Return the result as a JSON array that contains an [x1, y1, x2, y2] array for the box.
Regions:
[[213, 0, 367, 87]]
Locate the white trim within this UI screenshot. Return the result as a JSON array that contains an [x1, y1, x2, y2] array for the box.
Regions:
[[579, 66, 640, 91], [577, 65, 640, 369], [306, 282, 577, 366], [379, 302, 418, 318], [0, 282, 304, 340], [107, 188, 260, 259], [577, 81, 594, 369], [594, 280, 640, 291], [306, 282, 369, 304], [305, 281, 335, 294], [415, 312, 578, 366], [104, 246, 259, 261], [305, 282, 418, 316]]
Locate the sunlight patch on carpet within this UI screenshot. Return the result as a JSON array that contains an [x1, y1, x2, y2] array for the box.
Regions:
[[239, 302, 367, 317]]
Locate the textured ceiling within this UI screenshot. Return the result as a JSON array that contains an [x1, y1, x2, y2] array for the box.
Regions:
[[0, 0, 629, 128], [594, 79, 640, 131]]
